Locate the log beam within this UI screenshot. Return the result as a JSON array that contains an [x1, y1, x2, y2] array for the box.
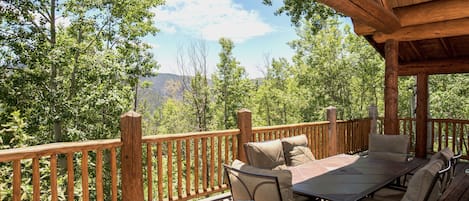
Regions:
[[318, 0, 400, 33], [415, 73, 428, 158], [398, 59, 469, 76], [354, 0, 469, 35], [373, 18, 469, 43], [384, 40, 399, 135]]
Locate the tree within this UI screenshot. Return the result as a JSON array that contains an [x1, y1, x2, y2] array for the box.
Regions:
[[0, 0, 163, 143], [177, 41, 212, 131], [212, 38, 253, 129], [252, 57, 304, 126], [290, 17, 384, 120], [262, 0, 339, 32]]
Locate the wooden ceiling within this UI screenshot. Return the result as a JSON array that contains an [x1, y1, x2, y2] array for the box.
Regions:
[[318, 0, 469, 76]]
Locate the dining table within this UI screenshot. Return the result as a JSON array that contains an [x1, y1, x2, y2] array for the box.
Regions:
[[290, 155, 427, 201]]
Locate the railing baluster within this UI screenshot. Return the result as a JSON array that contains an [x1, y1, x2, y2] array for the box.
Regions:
[[168, 141, 173, 200], [96, 149, 103, 201], [453, 122, 457, 152], [110, 148, 117, 201], [147, 144, 153, 201], [157, 142, 163, 201], [185, 139, 191, 197], [217, 136, 222, 188], [82, 151, 89, 201], [13, 160, 21, 201], [194, 138, 199, 194], [67, 153, 74, 201], [445, 122, 449, 148], [438, 122, 442, 151], [210, 137, 215, 189], [51, 154, 58, 201], [202, 138, 208, 192], [33, 157, 40, 201], [177, 140, 182, 198]]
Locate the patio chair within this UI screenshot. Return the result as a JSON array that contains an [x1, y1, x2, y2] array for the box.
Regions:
[[368, 134, 410, 162], [367, 159, 451, 201], [224, 159, 294, 201], [430, 147, 462, 190]]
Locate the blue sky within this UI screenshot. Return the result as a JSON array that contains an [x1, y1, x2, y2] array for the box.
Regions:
[[145, 0, 300, 78]]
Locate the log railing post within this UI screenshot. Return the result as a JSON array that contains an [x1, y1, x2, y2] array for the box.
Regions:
[[237, 109, 252, 163], [120, 111, 144, 201], [369, 105, 378, 134], [327, 106, 338, 156]]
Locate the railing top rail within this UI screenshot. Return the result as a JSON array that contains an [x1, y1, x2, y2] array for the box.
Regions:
[[0, 139, 122, 162], [142, 129, 240, 143], [429, 119, 469, 124], [336, 118, 371, 123], [252, 121, 330, 133]]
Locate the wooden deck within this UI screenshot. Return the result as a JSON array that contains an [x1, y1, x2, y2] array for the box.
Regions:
[[441, 160, 469, 201]]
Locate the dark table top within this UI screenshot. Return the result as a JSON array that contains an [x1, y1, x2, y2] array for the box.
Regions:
[[291, 156, 427, 201]]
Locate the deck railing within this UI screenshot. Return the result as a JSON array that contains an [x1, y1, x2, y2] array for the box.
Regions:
[[0, 108, 372, 201], [0, 140, 121, 201], [377, 117, 469, 159]]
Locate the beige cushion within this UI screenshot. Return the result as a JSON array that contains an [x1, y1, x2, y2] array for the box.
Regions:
[[430, 147, 454, 163], [244, 139, 286, 169], [368, 134, 409, 162], [281, 135, 315, 166], [231, 160, 293, 201], [289, 146, 315, 166], [402, 159, 444, 201]]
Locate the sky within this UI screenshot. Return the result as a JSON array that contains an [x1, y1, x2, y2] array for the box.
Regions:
[[145, 0, 300, 79]]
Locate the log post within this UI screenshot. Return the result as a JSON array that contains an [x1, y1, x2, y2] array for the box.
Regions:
[[120, 111, 144, 201], [327, 106, 338, 156], [384, 39, 399, 135], [237, 109, 252, 163], [369, 105, 378, 134], [416, 73, 428, 158]]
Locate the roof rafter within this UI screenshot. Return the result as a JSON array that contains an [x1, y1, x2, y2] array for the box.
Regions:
[[398, 59, 469, 76], [317, 0, 400, 34]]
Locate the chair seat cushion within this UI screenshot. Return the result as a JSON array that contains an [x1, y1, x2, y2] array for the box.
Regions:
[[281, 135, 315, 166], [244, 139, 286, 169], [231, 160, 293, 201]]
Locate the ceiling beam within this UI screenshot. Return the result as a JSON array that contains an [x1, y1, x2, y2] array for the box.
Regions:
[[318, 0, 400, 34], [398, 59, 469, 76], [354, 0, 469, 35], [373, 18, 469, 43]]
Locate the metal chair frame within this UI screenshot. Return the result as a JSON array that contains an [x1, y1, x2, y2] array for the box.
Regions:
[[224, 164, 284, 201]]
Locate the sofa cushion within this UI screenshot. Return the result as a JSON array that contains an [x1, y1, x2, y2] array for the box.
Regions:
[[402, 159, 444, 201], [281, 135, 315, 166], [289, 146, 315, 166], [244, 139, 286, 169], [368, 134, 409, 162], [231, 159, 293, 201]]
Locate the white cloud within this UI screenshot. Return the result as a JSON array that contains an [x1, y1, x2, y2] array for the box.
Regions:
[[152, 0, 274, 43]]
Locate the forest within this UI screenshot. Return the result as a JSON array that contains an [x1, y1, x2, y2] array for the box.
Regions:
[[2, 0, 469, 146], [2, 0, 469, 200]]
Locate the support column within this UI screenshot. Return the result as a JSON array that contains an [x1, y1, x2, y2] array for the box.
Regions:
[[120, 111, 144, 201], [237, 109, 252, 163], [327, 106, 338, 156], [369, 105, 378, 134], [384, 39, 399, 135], [416, 73, 428, 158]]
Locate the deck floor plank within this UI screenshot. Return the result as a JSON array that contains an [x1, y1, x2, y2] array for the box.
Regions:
[[442, 161, 469, 201]]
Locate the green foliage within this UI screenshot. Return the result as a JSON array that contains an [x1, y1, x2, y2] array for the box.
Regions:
[[212, 38, 253, 129], [262, 0, 339, 32], [0, 0, 163, 143], [290, 17, 384, 120]]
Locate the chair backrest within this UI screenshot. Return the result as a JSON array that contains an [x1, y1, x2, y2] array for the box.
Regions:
[[368, 134, 409, 162], [224, 164, 284, 201], [401, 159, 451, 201], [281, 134, 315, 166], [244, 139, 287, 169]]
